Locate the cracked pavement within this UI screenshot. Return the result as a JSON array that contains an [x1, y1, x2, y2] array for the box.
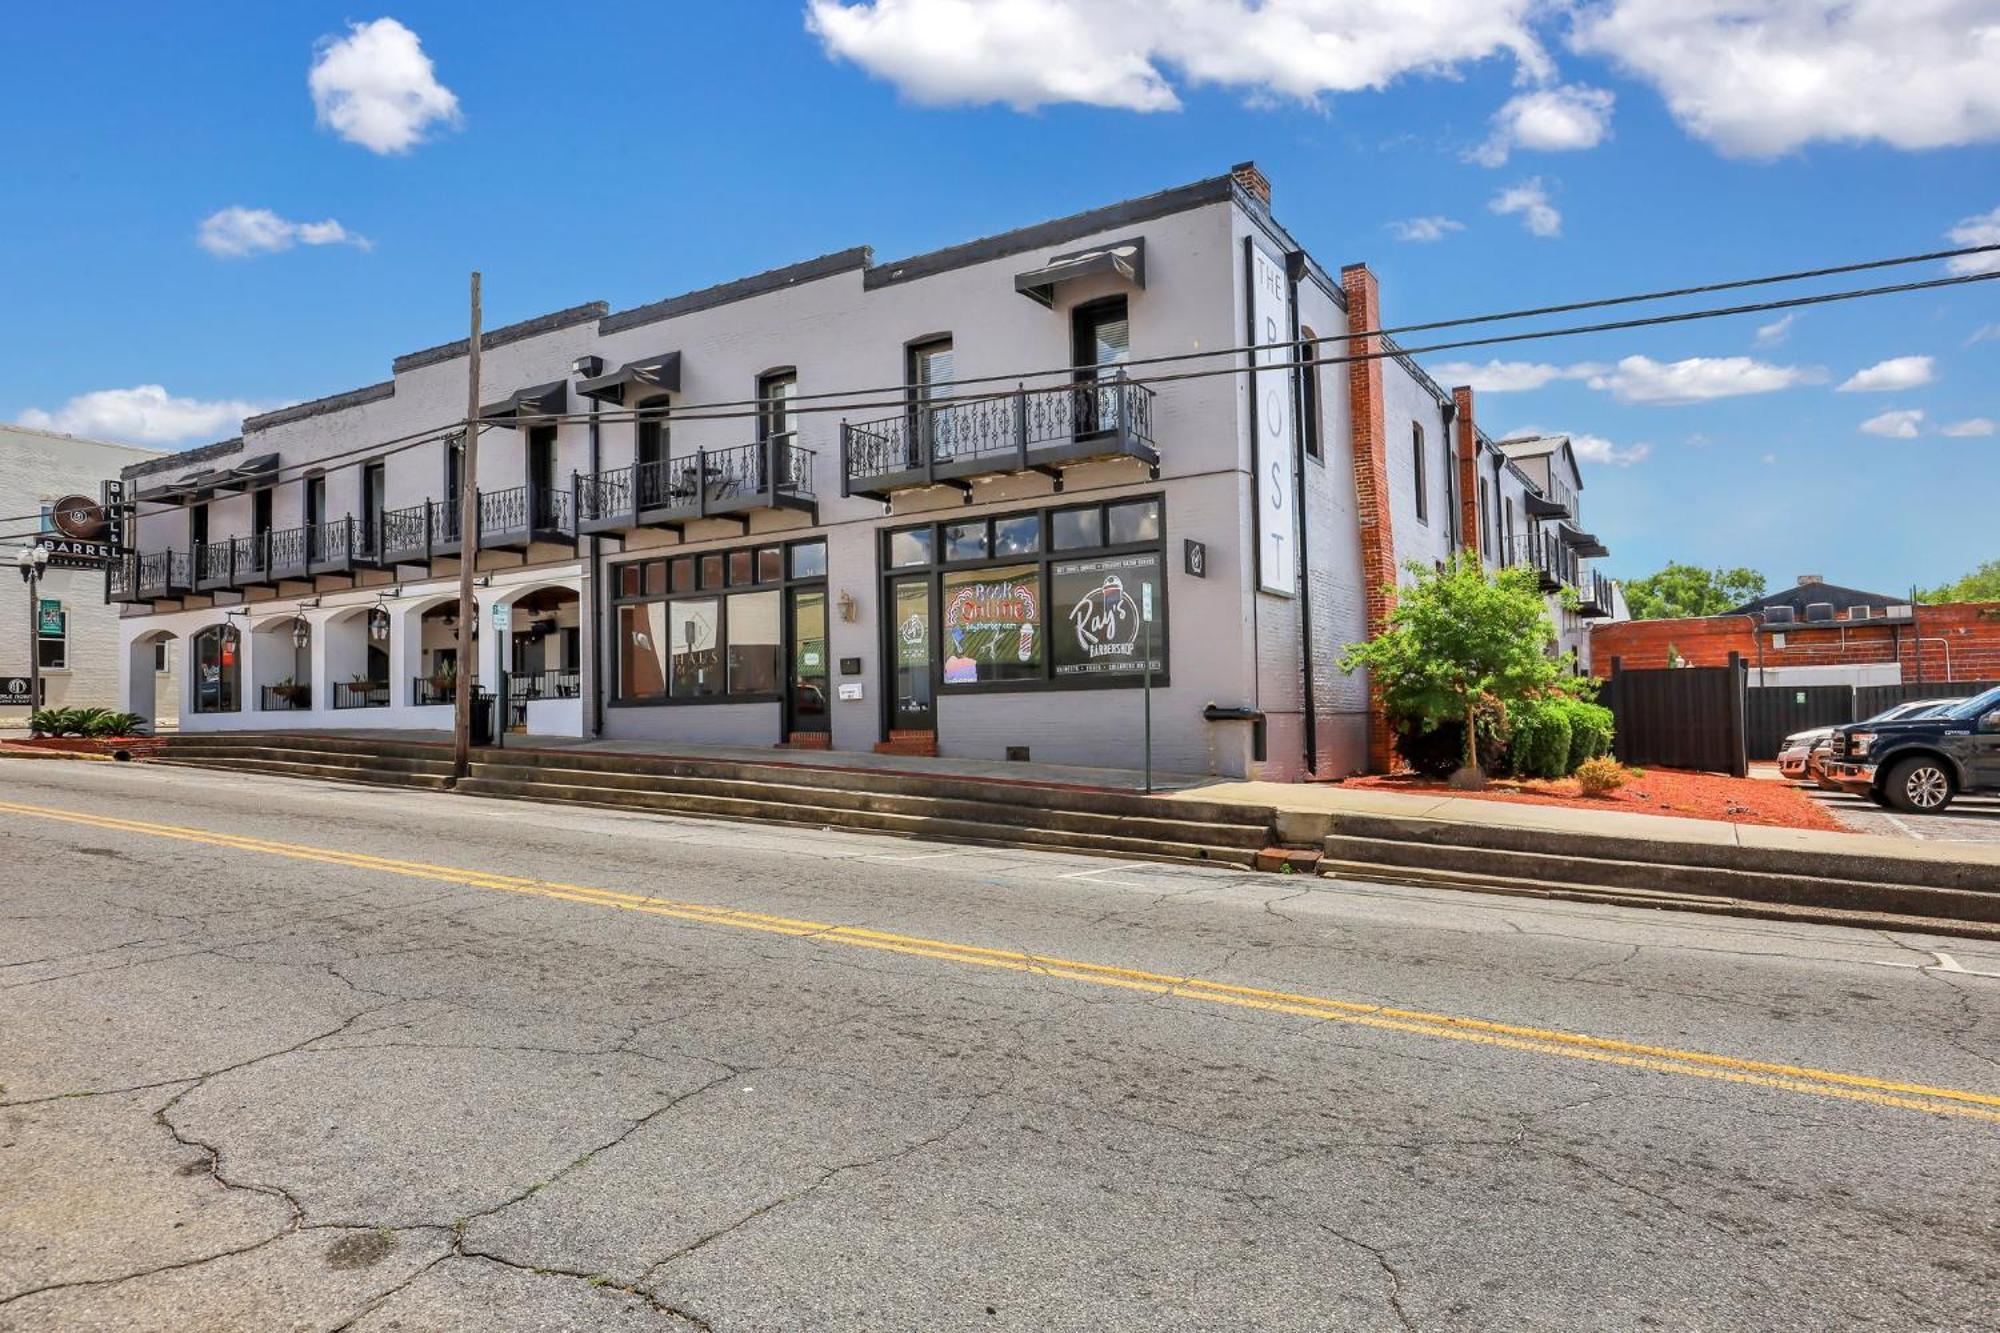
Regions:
[[2, 757, 1998, 1330]]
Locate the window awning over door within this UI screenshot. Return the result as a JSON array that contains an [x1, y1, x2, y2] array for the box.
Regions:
[[576, 351, 681, 406], [1015, 237, 1146, 308], [479, 380, 568, 429]]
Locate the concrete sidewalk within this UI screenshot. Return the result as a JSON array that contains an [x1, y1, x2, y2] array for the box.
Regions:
[[1174, 779, 2000, 871]]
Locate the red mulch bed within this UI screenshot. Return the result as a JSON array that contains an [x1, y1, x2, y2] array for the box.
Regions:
[[1344, 766, 1845, 831]]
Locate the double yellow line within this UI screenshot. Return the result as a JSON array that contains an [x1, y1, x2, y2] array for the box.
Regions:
[[4, 796, 1996, 1125]]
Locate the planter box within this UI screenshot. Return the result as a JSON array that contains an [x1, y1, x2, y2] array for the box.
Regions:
[[10, 735, 167, 760]]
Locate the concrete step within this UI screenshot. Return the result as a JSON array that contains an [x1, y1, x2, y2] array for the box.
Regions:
[[161, 745, 455, 779], [464, 760, 1271, 848], [1314, 858, 2000, 941], [454, 774, 1260, 867], [152, 757, 453, 792], [1319, 834, 2000, 925], [1318, 811, 2000, 895]]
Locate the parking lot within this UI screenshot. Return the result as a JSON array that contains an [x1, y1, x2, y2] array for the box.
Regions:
[[1800, 783, 2000, 844]]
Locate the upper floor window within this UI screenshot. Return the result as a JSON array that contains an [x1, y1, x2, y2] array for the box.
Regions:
[[1479, 478, 1494, 558], [758, 370, 797, 442], [305, 475, 327, 529], [1411, 423, 1428, 524], [636, 408, 669, 470], [1299, 327, 1322, 462], [1441, 421, 1456, 542], [1073, 297, 1130, 378], [908, 338, 954, 456]]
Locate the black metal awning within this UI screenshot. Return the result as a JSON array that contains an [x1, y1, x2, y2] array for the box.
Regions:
[[479, 380, 568, 429], [212, 453, 279, 492], [1561, 526, 1610, 558], [138, 468, 227, 503], [1015, 236, 1146, 308], [576, 351, 681, 405], [1524, 492, 1568, 519]]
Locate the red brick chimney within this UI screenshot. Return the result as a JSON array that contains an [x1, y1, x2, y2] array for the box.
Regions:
[[1230, 161, 1272, 207], [1452, 385, 1480, 557], [1343, 262, 1397, 773]]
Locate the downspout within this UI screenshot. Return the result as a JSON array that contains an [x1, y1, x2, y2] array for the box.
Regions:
[[587, 391, 604, 737], [1285, 250, 1318, 777]]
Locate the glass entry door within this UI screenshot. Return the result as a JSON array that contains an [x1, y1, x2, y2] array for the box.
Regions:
[[888, 576, 935, 733], [788, 587, 830, 737]]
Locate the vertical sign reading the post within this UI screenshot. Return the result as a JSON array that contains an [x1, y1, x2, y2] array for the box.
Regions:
[[1246, 239, 1293, 596]]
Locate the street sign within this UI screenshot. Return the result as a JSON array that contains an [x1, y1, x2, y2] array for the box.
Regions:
[[491, 603, 511, 633]]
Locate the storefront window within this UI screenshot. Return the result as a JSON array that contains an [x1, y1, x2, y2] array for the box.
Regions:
[[940, 565, 1042, 685], [726, 591, 781, 694], [1052, 552, 1165, 677], [670, 598, 722, 697], [192, 624, 241, 713], [886, 495, 1168, 692], [613, 538, 826, 705], [618, 603, 668, 699]]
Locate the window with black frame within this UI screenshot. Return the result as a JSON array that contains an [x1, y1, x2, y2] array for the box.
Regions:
[[884, 495, 1167, 692], [192, 623, 241, 713], [612, 538, 825, 706]]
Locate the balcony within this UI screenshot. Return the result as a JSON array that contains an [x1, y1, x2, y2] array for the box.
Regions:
[[265, 525, 310, 583], [578, 434, 815, 536], [379, 500, 464, 566], [1577, 570, 1616, 618], [108, 550, 194, 605], [841, 377, 1157, 502], [1503, 532, 1567, 593], [478, 482, 577, 551], [309, 517, 382, 577]]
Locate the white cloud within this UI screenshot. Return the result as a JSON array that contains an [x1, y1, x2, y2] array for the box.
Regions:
[[197, 206, 371, 258], [1570, 1, 2000, 158], [1945, 206, 2000, 275], [804, 0, 1550, 112], [1753, 314, 1795, 348], [1860, 408, 1925, 439], [1489, 177, 1561, 237], [309, 18, 460, 154], [1837, 355, 1936, 392], [1761, 452, 1779, 465], [1470, 83, 1614, 166], [1585, 355, 1823, 405], [1969, 322, 2000, 345], [1386, 216, 1464, 243], [1567, 431, 1651, 467], [1429, 359, 1605, 392], [1941, 417, 1997, 437], [17, 385, 271, 447]]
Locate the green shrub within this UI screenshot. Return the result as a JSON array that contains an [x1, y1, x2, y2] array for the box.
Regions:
[[1558, 697, 1615, 772], [85, 711, 148, 737], [28, 706, 147, 738], [1508, 699, 1574, 779]]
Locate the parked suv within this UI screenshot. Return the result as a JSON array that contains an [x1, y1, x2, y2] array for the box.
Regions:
[[1826, 684, 2000, 812], [1777, 698, 1960, 784]]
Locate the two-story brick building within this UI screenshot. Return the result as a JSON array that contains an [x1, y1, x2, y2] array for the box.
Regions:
[[108, 164, 1621, 778]]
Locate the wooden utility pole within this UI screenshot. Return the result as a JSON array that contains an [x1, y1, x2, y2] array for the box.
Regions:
[[451, 272, 482, 779]]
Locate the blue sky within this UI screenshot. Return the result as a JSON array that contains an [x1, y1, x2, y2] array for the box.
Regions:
[[1, 2, 1994, 594]]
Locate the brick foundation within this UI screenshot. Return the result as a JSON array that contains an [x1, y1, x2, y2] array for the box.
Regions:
[[875, 729, 940, 758]]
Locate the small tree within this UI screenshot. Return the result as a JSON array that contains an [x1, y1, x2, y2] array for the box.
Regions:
[[1622, 562, 1767, 619], [1340, 551, 1563, 775], [1918, 559, 2000, 604]]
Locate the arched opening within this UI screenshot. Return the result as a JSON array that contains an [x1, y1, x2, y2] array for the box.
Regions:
[[188, 623, 244, 716], [498, 584, 581, 733], [250, 614, 313, 713], [412, 598, 476, 707], [326, 605, 393, 711], [124, 628, 180, 734]]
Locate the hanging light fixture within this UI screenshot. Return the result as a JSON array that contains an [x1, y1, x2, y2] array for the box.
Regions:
[[292, 617, 310, 650]]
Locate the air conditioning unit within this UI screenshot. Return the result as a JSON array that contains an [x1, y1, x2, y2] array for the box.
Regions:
[[1764, 605, 1796, 624], [1804, 602, 1835, 622], [1887, 603, 1914, 618]]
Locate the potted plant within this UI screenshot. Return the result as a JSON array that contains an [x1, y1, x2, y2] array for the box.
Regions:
[[272, 676, 311, 706]]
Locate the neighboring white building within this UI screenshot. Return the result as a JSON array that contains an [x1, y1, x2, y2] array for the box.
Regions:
[[108, 164, 1624, 777], [1, 423, 173, 726]]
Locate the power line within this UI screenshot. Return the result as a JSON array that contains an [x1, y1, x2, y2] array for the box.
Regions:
[[40, 246, 2000, 537]]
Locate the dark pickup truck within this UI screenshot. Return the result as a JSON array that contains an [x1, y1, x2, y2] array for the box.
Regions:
[[1825, 683, 2000, 813]]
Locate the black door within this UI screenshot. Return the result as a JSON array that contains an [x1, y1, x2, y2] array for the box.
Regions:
[[888, 575, 934, 733], [362, 463, 386, 550]]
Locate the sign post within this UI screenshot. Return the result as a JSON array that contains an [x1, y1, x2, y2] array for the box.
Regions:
[[491, 600, 510, 751], [1141, 580, 1154, 795]]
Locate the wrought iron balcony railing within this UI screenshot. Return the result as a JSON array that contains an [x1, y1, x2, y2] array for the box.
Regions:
[[577, 433, 815, 535], [842, 375, 1157, 500]]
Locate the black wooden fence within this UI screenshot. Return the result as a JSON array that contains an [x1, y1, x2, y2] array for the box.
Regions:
[[1743, 679, 1998, 760], [1603, 656, 1748, 776]]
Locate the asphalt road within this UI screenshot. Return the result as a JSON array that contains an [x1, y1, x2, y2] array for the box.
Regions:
[[1810, 783, 2000, 845], [2, 758, 1997, 1332]]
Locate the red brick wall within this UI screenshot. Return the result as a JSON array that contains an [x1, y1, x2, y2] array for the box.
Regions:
[[1343, 264, 1397, 771], [1590, 603, 2000, 682], [1452, 385, 1479, 557]]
